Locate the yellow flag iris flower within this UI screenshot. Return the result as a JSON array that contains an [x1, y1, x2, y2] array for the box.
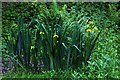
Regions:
[[31, 46, 35, 49], [86, 29, 92, 32], [53, 34, 59, 38], [40, 32, 44, 35]]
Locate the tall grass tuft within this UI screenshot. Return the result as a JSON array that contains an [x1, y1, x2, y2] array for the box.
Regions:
[[3, 2, 101, 72]]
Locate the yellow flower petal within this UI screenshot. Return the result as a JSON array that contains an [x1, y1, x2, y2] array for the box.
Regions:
[[40, 32, 44, 35], [86, 29, 92, 32], [53, 34, 59, 38], [31, 46, 35, 49]]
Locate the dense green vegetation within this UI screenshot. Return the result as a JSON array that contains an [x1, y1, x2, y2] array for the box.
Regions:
[[2, 2, 120, 79]]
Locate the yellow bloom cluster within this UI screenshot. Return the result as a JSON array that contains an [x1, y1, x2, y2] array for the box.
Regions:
[[86, 29, 92, 32], [31, 46, 35, 49], [86, 20, 98, 32], [40, 32, 44, 35], [86, 27, 98, 33], [53, 34, 59, 38]]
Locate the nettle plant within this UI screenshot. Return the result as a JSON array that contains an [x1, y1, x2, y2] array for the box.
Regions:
[[3, 2, 101, 72]]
